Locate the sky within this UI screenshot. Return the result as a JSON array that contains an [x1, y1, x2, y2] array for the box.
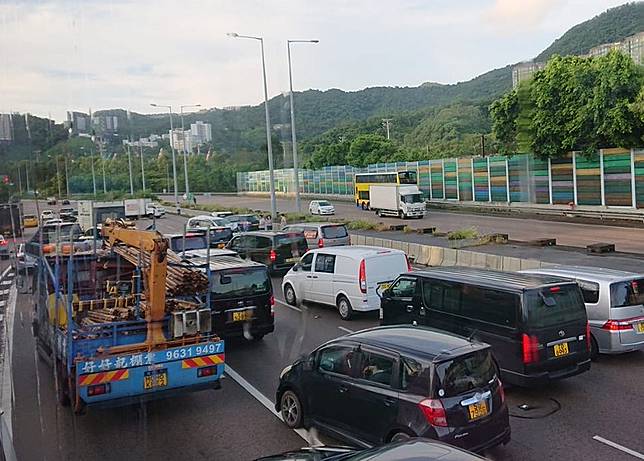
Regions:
[[0, 0, 630, 121]]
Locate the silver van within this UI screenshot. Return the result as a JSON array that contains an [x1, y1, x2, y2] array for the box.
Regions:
[[522, 266, 644, 358], [282, 222, 350, 249]]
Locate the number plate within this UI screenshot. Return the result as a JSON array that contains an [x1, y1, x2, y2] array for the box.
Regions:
[[553, 342, 569, 357], [635, 323, 644, 334], [467, 401, 488, 420], [231, 309, 254, 322], [143, 369, 168, 390], [286, 257, 299, 263], [379, 282, 391, 291]]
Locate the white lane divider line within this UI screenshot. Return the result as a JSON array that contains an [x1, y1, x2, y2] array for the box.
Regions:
[[593, 435, 644, 460], [224, 365, 314, 443], [338, 326, 354, 334], [274, 298, 302, 313]]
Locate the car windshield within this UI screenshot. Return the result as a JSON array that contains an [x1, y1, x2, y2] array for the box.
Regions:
[[38, 224, 83, 244], [318, 201, 331, 206], [610, 279, 644, 308], [434, 349, 497, 398], [171, 236, 208, 252], [524, 284, 587, 327], [322, 225, 348, 239], [401, 193, 423, 203], [210, 267, 271, 298], [24, 215, 36, 219]]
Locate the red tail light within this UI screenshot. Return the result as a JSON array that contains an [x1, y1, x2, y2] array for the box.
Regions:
[[359, 259, 366, 294], [197, 366, 218, 377], [270, 294, 275, 306], [586, 321, 591, 351], [522, 334, 539, 364], [418, 398, 447, 427], [0, 240, 7, 247], [88, 383, 110, 396], [317, 238, 324, 248], [602, 319, 634, 331], [269, 249, 277, 262], [406, 257, 412, 272]]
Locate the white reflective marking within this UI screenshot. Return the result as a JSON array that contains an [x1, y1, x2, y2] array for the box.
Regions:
[[593, 435, 644, 460], [338, 326, 354, 334], [274, 298, 302, 313]]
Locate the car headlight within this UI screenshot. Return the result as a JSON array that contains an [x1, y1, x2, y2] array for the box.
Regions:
[[279, 364, 292, 380]]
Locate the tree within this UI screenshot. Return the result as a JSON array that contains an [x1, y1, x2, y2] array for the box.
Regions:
[[490, 90, 519, 154], [346, 134, 399, 167]]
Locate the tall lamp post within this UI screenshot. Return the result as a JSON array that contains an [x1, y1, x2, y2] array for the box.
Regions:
[[150, 103, 180, 214], [227, 32, 277, 221], [287, 39, 318, 212], [180, 104, 201, 197]]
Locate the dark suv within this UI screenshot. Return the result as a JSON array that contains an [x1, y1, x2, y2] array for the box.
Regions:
[[276, 325, 510, 453], [227, 231, 308, 273]]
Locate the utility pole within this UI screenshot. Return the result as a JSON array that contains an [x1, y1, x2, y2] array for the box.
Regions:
[[480, 134, 486, 156], [127, 144, 134, 195], [382, 118, 393, 140], [55, 157, 62, 198], [91, 155, 97, 196], [102, 158, 107, 193], [64, 156, 70, 198], [25, 163, 30, 193], [140, 144, 146, 192], [180, 104, 201, 197], [16, 166, 22, 193]]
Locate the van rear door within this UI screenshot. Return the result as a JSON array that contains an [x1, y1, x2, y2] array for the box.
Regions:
[[365, 251, 409, 308], [523, 284, 590, 372], [609, 278, 644, 345]]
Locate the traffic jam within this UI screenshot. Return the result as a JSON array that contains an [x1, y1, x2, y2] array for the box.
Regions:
[[21, 198, 644, 460]]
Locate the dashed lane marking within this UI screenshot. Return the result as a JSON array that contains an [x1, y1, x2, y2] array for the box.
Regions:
[[274, 298, 302, 313], [593, 436, 644, 460], [337, 326, 354, 334]]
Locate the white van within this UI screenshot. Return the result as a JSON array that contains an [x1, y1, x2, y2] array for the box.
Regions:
[[282, 246, 411, 320]]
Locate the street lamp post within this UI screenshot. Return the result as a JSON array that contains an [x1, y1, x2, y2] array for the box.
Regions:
[[91, 154, 97, 196], [151, 103, 180, 214], [228, 32, 277, 221], [180, 104, 201, 197], [140, 143, 146, 192], [127, 144, 134, 195], [64, 155, 70, 198], [287, 39, 318, 213]]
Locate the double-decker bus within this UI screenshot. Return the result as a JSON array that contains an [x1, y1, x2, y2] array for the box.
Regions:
[[354, 170, 417, 209]]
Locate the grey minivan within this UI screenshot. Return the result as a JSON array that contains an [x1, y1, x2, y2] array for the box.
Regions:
[[522, 266, 644, 359], [282, 223, 350, 249]]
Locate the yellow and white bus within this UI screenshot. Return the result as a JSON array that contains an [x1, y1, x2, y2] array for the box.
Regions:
[[354, 170, 418, 209]]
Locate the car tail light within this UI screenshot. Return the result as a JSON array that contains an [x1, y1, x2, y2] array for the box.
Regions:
[[269, 249, 277, 262], [270, 294, 275, 306], [406, 257, 412, 272], [418, 398, 447, 427], [88, 383, 110, 396], [586, 321, 591, 351], [317, 238, 324, 248], [0, 240, 6, 247], [601, 319, 635, 331], [197, 366, 218, 378], [359, 259, 367, 294], [498, 379, 505, 404], [522, 334, 539, 364]]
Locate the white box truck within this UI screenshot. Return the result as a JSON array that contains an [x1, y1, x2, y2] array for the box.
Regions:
[[124, 198, 151, 219], [369, 184, 426, 219], [78, 200, 126, 231]]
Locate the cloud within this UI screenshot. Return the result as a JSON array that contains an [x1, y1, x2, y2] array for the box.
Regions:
[[485, 0, 557, 32]]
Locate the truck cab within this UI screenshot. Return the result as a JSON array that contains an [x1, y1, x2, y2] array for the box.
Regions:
[[370, 184, 426, 219]]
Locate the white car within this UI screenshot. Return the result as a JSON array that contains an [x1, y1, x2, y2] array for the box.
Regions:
[[44, 218, 64, 226], [309, 200, 335, 215], [146, 203, 165, 218], [187, 215, 238, 232], [282, 246, 411, 320], [41, 210, 55, 222], [211, 211, 234, 218]]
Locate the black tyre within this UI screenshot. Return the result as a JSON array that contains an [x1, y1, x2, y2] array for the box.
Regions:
[[337, 296, 353, 321], [284, 284, 297, 306], [280, 390, 303, 428], [361, 202, 366, 210], [390, 431, 412, 443], [375, 209, 381, 217], [590, 335, 599, 361], [56, 362, 70, 407]]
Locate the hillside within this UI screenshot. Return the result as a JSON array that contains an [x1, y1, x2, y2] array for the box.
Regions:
[[536, 2, 644, 61]]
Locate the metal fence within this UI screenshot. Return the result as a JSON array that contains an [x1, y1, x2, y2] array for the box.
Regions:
[[237, 148, 644, 209]]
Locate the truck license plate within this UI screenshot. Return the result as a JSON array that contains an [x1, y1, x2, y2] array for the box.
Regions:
[[231, 309, 253, 322], [144, 369, 168, 390]]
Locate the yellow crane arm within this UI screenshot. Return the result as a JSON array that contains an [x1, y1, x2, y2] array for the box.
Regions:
[[102, 221, 169, 347]]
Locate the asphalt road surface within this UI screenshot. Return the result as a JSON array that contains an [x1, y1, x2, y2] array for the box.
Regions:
[[167, 194, 644, 254], [8, 202, 644, 461]]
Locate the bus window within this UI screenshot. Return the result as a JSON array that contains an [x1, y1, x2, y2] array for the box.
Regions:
[[398, 171, 417, 184]]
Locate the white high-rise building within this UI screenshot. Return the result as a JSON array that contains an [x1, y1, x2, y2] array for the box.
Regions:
[[0, 114, 12, 142], [190, 121, 212, 146]]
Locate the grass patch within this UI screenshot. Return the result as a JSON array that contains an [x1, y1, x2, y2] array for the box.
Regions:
[[447, 227, 479, 240]]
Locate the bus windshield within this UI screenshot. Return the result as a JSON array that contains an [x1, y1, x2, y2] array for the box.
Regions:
[[398, 171, 417, 184]]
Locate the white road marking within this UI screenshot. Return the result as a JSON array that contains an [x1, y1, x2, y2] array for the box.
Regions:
[[337, 326, 354, 334], [225, 365, 320, 444], [274, 298, 302, 313], [593, 436, 644, 460], [1, 281, 11, 286], [1, 283, 17, 460]]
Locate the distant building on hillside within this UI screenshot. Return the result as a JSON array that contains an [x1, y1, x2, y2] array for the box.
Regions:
[[66, 111, 91, 134], [170, 129, 193, 153], [190, 121, 212, 145], [0, 114, 13, 143], [512, 62, 546, 88], [93, 115, 119, 133], [588, 41, 623, 58]]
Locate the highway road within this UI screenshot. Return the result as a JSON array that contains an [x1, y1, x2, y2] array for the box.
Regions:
[[167, 194, 644, 254], [7, 202, 644, 461]]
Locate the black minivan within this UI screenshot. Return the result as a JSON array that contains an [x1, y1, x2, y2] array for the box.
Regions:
[[380, 267, 591, 387], [227, 231, 308, 273], [276, 325, 510, 453]]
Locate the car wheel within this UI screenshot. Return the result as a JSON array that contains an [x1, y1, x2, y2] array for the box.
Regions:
[[280, 390, 304, 428], [590, 334, 599, 361], [284, 284, 297, 306], [337, 296, 353, 321], [390, 431, 412, 443], [375, 209, 381, 217]]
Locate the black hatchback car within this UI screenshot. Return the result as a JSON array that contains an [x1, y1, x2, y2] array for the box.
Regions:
[[276, 326, 510, 453], [227, 231, 308, 273]]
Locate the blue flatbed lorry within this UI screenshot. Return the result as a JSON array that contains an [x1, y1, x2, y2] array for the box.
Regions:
[[32, 223, 224, 412]]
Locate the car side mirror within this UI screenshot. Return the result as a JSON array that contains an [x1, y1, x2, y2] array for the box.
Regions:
[[292, 263, 300, 272], [302, 353, 315, 371]]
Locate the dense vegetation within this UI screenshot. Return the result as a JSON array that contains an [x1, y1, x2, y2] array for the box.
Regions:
[[491, 51, 644, 158], [536, 2, 644, 61]]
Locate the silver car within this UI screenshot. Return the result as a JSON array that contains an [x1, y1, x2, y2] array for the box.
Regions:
[[522, 266, 644, 358], [282, 222, 350, 249]]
